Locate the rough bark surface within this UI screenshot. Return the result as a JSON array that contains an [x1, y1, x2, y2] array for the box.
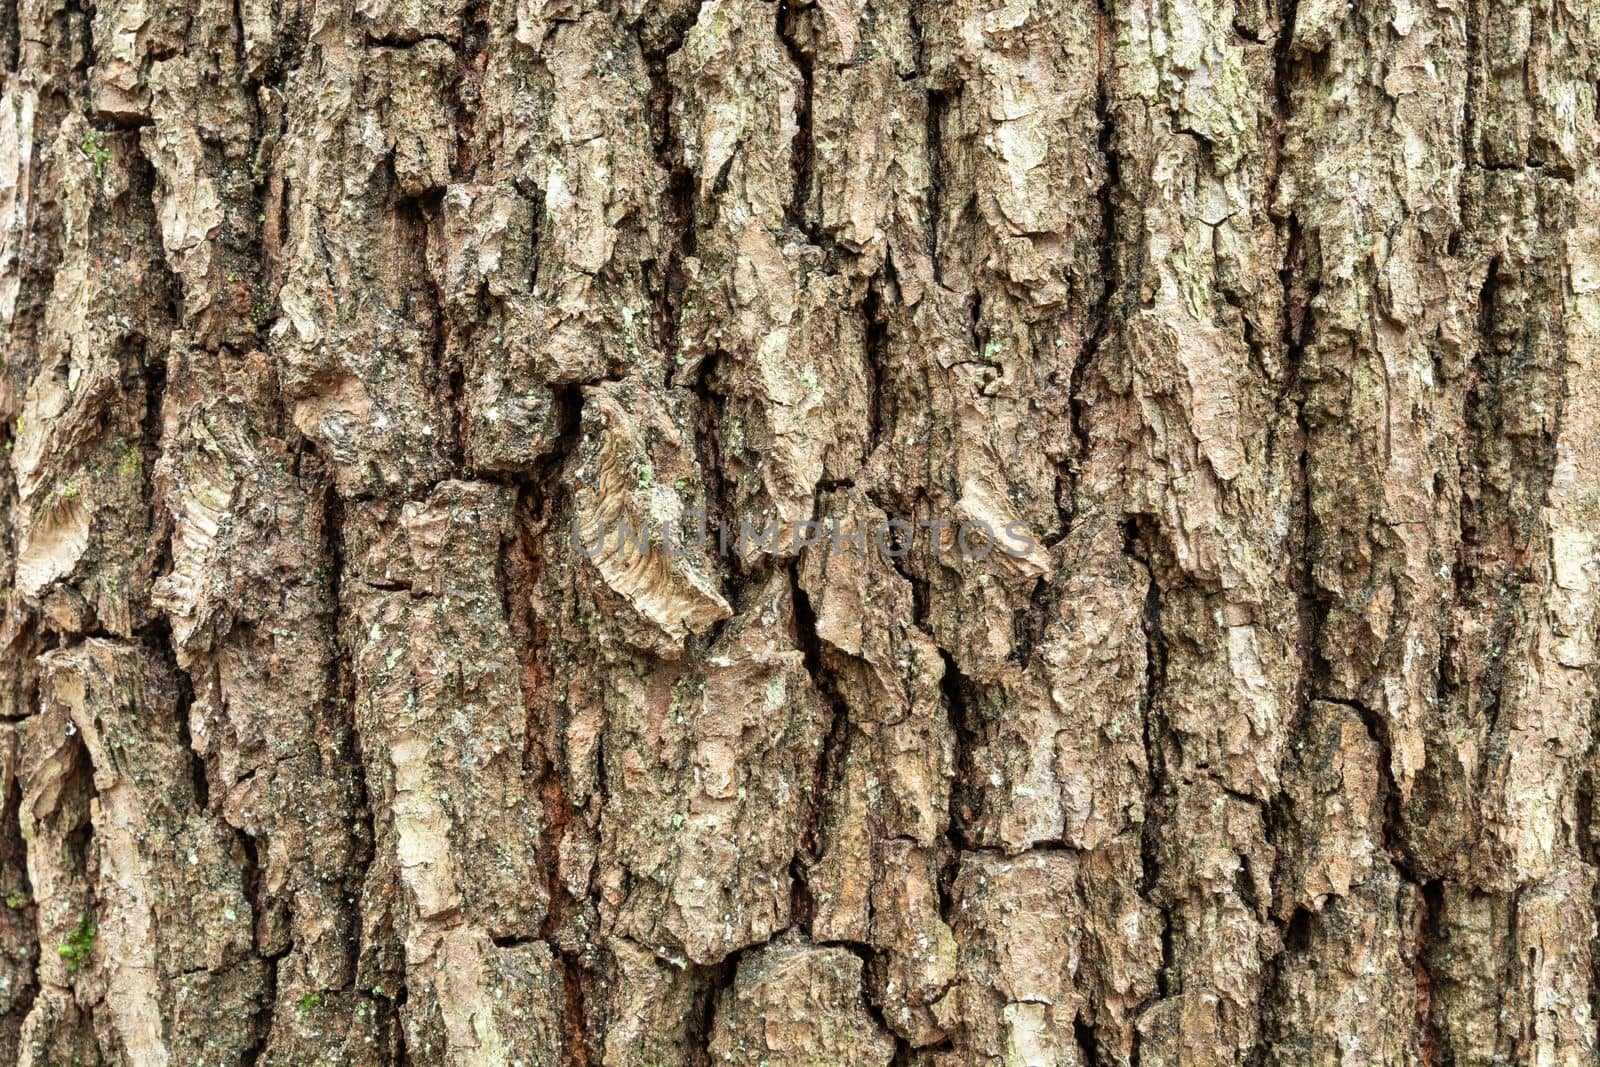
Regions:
[[1, 0, 1598, 1062]]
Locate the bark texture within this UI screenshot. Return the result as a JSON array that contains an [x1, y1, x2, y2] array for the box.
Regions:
[[0, 0, 1598, 1062]]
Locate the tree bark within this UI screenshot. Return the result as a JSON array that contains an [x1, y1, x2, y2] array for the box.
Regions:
[[0, 0, 1597, 1062]]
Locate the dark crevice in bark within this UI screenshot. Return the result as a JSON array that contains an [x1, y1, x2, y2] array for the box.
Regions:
[[259, 112, 292, 308], [1270, 0, 1308, 375], [240, 840, 277, 1066], [937, 647, 976, 880], [46, 0, 93, 114], [893, 1040, 947, 1066], [1457, 234, 1569, 741], [137, 328, 172, 560], [1013, 574, 1050, 667], [918, 4, 950, 284], [1282, 903, 1314, 954], [863, 272, 888, 458], [507, 373, 593, 1063], [557, 960, 591, 1067], [1591, 870, 1600, 1067], [1473, 159, 1575, 177], [1123, 517, 1167, 901], [322, 486, 382, 1014], [29, 739, 99, 1031], [924, 85, 950, 279], [1578, 767, 1599, 870], [143, 615, 210, 813], [486, 933, 543, 950], [687, 952, 740, 1066], [1259, 901, 1314, 1056], [1128, 898, 1174, 1067], [0, 755, 37, 1056], [1075, 1014, 1105, 1067], [648, 33, 696, 392], [775, 1, 817, 246], [391, 981, 412, 1067], [362, 30, 458, 48], [87, 110, 153, 131], [1121, 515, 1177, 1050], [947, 842, 1085, 859], [787, 562, 845, 887], [1580, 775, 1600, 1066], [1499, 883, 1526, 1055], [833, 936, 912, 1060], [516, 585, 586, 1057], [1461, 0, 1484, 167], [784, 559, 844, 927], [0, 0, 17, 75], [1316, 693, 1424, 885], [635, 2, 702, 60], [1415, 877, 1445, 1065], [406, 196, 466, 474], [669, 363, 716, 499], [1274, 0, 1313, 694], [1265, 6, 1328, 1041], [225, 0, 257, 78], [456, 2, 489, 165], [860, 486, 933, 628], [690, 350, 734, 602], [1063, 0, 1118, 534], [544, 383, 587, 487]]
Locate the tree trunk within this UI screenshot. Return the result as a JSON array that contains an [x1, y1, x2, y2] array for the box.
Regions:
[[0, 0, 1596, 1062]]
